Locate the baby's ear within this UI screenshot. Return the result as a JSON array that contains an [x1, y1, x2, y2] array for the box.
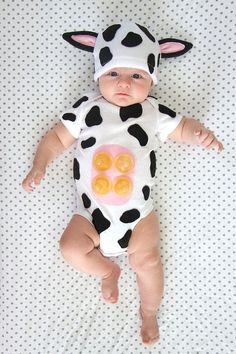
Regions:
[[159, 38, 193, 58], [62, 31, 98, 52]]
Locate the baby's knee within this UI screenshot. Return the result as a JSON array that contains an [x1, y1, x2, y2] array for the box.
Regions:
[[59, 232, 94, 260], [128, 249, 161, 273], [59, 234, 74, 260]]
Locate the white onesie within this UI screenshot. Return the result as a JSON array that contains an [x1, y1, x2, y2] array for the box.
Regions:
[[61, 92, 182, 256]]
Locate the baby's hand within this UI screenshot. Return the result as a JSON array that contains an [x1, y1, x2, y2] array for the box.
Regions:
[[22, 167, 46, 192], [194, 128, 224, 151]]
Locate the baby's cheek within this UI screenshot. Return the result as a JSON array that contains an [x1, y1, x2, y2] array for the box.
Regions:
[[91, 145, 135, 205]]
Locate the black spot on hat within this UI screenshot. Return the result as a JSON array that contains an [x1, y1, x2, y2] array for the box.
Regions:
[[72, 96, 89, 108], [62, 112, 76, 122], [99, 47, 113, 66], [118, 229, 132, 248], [120, 103, 143, 121], [85, 106, 103, 127], [103, 24, 121, 41], [128, 124, 148, 146], [73, 158, 80, 180], [81, 193, 91, 208], [142, 185, 150, 201], [120, 209, 140, 223], [136, 24, 156, 42], [92, 208, 111, 234], [159, 104, 176, 118], [121, 32, 143, 47], [150, 150, 156, 178], [147, 53, 155, 74], [81, 137, 96, 149]]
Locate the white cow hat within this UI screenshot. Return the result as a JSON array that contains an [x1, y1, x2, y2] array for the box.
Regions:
[[63, 22, 193, 85], [93, 22, 159, 84]]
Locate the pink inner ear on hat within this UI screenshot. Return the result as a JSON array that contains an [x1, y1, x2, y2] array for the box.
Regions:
[[160, 42, 185, 54], [71, 34, 97, 47]]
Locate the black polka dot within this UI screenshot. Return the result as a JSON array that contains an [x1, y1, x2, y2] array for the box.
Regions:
[[102, 24, 121, 41], [120, 103, 143, 121], [81, 137, 96, 149], [62, 112, 76, 122], [92, 209, 111, 234], [99, 47, 113, 66], [136, 24, 156, 42], [158, 104, 176, 118], [72, 96, 89, 108], [85, 106, 103, 127], [150, 150, 156, 178], [81, 193, 91, 208], [128, 124, 148, 146], [120, 209, 140, 223], [142, 186, 150, 200], [73, 158, 80, 180], [121, 32, 142, 47], [118, 230, 132, 248], [147, 53, 155, 74]]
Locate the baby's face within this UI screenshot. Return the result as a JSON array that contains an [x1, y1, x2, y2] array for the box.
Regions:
[[98, 68, 153, 107]]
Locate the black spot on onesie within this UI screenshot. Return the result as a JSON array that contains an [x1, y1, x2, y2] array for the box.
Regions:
[[85, 106, 103, 127], [120, 103, 143, 121], [73, 158, 80, 180], [62, 112, 77, 122], [92, 208, 111, 234], [118, 230, 132, 248], [120, 209, 140, 223]]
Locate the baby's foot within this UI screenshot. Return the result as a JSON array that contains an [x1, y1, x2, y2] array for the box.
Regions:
[[101, 264, 121, 304], [139, 308, 160, 346]]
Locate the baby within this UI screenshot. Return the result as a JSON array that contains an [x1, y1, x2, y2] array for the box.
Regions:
[[22, 22, 223, 346]]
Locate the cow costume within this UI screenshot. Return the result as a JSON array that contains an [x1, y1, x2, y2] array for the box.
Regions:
[[61, 22, 192, 256]]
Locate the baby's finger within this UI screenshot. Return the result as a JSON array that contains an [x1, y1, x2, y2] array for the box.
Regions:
[[206, 138, 224, 151], [218, 142, 224, 151], [194, 130, 224, 152], [201, 134, 215, 148], [205, 138, 219, 150], [22, 176, 34, 192], [194, 130, 209, 143]]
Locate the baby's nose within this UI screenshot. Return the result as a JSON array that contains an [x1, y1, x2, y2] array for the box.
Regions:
[[117, 76, 131, 88]]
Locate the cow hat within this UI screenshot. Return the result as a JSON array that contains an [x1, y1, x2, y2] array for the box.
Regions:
[[92, 22, 159, 84], [63, 22, 193, 85]]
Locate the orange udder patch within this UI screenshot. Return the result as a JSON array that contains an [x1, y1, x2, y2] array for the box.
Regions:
[[91, 145, 135, 205]]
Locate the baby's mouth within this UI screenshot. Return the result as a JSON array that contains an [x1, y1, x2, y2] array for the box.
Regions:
[[116, 92, 130, 96]]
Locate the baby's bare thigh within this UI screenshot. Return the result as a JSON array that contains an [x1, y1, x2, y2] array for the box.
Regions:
[[128, 211, 160, 254], [60, 214, 100, 248]]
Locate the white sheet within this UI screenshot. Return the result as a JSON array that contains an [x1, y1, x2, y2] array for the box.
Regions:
[[1, 0, 235, 353]]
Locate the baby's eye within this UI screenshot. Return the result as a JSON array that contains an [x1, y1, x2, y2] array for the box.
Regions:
[[109, 71, 119, 77], [131, 73, 142, 79]]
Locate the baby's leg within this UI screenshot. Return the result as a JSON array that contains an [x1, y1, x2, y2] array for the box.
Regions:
[[128, 211, 164, 346], [60, 214, 121, 303]]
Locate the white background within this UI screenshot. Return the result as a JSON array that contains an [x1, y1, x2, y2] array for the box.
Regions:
[[1, 0, 235, 353]]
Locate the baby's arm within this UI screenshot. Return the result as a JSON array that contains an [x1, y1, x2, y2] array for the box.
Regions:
[[22, 122, 76, 192], [168, 117, 224, 151]]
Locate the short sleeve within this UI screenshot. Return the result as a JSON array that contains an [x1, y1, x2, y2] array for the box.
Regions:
[[156, 103, 183, 142], [60, 93, 101, 139]]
